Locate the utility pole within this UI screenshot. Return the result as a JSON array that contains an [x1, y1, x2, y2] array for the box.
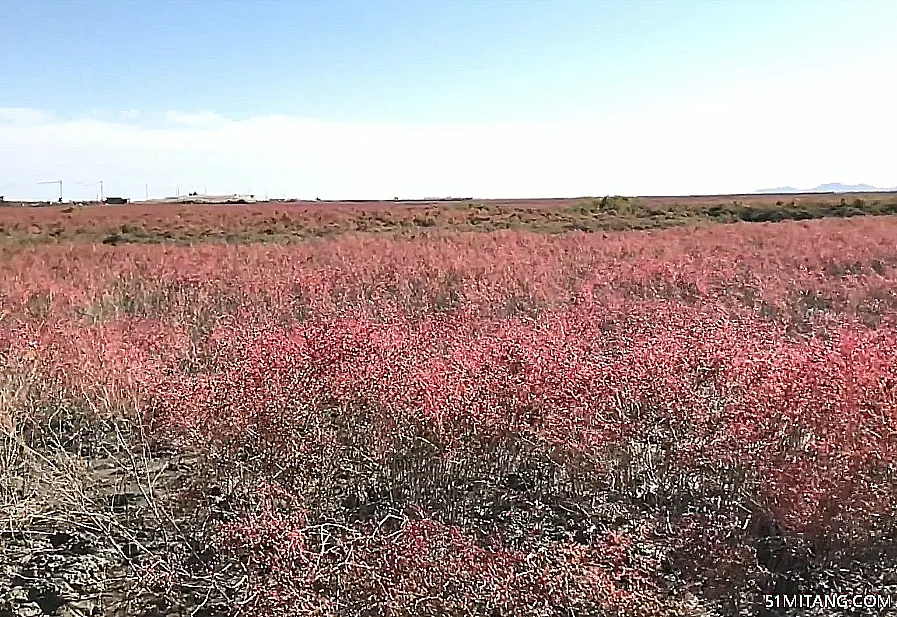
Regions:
[[38, 180, 63, 202], [145, 184, 149, 201], [100, 181, 104, 202]]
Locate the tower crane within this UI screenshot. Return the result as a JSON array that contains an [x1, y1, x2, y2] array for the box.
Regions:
[[37, 180, 63, 202], [72, 180, 104, 202]]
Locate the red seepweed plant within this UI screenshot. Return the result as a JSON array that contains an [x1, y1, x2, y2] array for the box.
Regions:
[[2, 218, 896, 615]]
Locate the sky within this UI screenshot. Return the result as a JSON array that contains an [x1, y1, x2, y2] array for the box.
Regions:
[[2, 0, 897, 201]]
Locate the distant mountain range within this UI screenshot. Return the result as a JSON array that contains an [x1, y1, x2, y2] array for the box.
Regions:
[[756, 183, 897, 194]]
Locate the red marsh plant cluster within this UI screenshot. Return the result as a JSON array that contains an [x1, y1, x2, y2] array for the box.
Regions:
[[1, 216, 896, 616]]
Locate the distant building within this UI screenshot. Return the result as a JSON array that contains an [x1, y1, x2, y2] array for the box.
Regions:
[[148, 193, 259, 204]]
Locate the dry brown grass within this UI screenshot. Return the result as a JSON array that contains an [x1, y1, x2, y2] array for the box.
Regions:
[[0, 355, 236, 615]]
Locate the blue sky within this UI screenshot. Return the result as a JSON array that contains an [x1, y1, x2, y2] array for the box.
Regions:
[[2, 0, 897, 200]]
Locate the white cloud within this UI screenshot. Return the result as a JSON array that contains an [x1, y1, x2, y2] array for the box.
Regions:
[[1, 59, 895, 201], [119, 109, 141, 120], [163, 110, 228, 126], [0, 108, 53, 126]]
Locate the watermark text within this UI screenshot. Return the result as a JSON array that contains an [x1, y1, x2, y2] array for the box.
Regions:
[[764, 594, 893, 611]]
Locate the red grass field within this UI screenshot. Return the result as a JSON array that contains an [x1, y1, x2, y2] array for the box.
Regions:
[[2, 192, 896, 245], [1, 205, 896, 615]]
